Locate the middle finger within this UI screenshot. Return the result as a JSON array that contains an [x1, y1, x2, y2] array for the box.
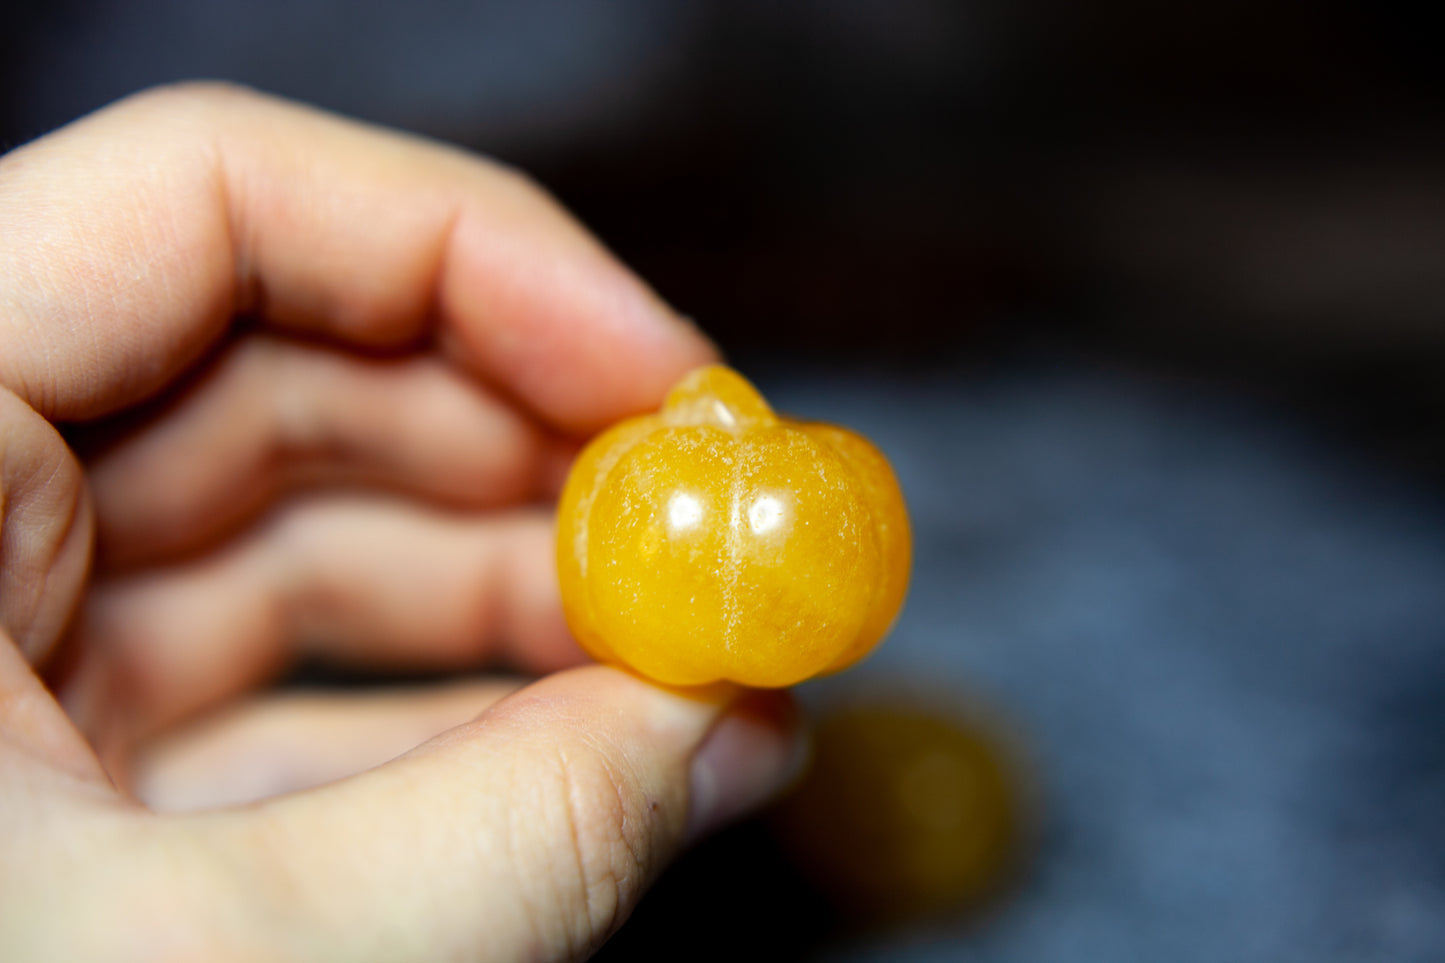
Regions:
[[78, 334, 572, 570]]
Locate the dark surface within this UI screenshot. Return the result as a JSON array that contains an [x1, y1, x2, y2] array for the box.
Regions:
[[4, 1, 1444, 367], [5, 3, 1445, 959], [598, 352, 1445, 961]]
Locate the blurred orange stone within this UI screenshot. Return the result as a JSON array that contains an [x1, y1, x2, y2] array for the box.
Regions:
[[556, 365, 911, 687], [769, 699, 1029, 924]]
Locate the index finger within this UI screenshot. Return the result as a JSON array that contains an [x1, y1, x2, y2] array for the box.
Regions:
[[0, 83, 715, 428]]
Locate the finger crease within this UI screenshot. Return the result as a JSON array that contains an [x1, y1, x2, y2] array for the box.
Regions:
[[211, 133, 262, 321]]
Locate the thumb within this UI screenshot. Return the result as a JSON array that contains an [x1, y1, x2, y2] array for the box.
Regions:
[[220, 665, 805, 962]]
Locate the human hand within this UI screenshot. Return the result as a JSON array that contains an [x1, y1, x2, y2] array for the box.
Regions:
[[0, 84, 803, 962]]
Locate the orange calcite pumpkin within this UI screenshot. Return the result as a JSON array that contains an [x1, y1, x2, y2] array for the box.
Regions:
[[556, 365, 910, 687]]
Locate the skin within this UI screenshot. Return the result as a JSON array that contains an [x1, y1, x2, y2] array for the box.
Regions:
[[0, 83, 803, 962]]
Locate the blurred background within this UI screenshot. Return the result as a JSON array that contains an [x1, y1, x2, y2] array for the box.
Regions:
[[4, 1, 1443, 960]]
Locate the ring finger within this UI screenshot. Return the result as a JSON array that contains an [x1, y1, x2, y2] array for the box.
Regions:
[[60, 497, 583, 764]]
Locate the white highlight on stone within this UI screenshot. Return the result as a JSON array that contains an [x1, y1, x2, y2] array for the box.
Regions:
[[668, 492, 703, 531], [748, 494, 786, 534]]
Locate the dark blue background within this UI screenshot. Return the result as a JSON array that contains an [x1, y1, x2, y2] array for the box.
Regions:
[[5, 3, 1443, 959]]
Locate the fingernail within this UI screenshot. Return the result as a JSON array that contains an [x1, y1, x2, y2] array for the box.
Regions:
[[685, 689, 808, 844]]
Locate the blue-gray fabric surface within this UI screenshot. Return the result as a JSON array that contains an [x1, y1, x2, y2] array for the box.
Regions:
[[752, 357, 1445, 963]]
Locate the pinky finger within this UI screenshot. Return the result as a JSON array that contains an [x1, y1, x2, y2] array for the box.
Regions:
[[130, 679, 524, 812]]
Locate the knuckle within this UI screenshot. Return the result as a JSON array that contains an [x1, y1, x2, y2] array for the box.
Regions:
[[487, 159, 548, 198], [481, 160, 573, 220], [121, 79, 264, 115], [0, 391, 91, 662]]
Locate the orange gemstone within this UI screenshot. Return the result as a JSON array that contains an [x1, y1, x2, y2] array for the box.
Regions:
[[556, 365, 911, 687]]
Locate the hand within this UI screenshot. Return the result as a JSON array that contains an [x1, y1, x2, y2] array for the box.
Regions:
[[0, 84, 803, 962]]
